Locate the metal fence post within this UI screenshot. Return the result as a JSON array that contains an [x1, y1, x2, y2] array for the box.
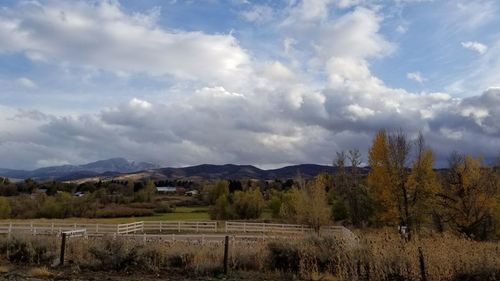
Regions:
[[418, 247, 428, 281], [59, 233, 67, 266], [223, 235, 229, 274]]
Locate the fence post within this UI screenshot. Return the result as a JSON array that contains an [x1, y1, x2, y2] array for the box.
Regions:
[[418, 247, 428, 281], [223, 235, 229, 274], [96, 224, 99, 234], [196, 222, 199, 233], [59, 233, 67, 266], [160, 221, 163, 233], [225, 221, 227, 233], [243, 223, 246, 233]]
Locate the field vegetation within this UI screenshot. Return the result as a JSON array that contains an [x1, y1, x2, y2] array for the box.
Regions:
[[0, 230, 498, 280]]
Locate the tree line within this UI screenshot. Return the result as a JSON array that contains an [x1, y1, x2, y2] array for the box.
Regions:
[[207, 129, 499, 240]]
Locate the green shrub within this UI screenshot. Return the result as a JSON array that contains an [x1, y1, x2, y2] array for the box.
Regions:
[[135, 246, 165, 272], [88, 238, 138, 271], [0, 197, 11, 218], [95, 204, 154, 218], [166, 251, 195, 269], [0, 235, 57, 264], [267, 241, 300, 273], [153, 202, 175, 213], [232, 188, 264, 219]]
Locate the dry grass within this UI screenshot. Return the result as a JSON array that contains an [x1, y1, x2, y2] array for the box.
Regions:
[[0, 265, 10, 274], [27, 266, 53, 278], [287, 229, 500, 281], [1, 230, 499, 280]]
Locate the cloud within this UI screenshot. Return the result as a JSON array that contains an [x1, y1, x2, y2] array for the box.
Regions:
[[454, 1, 497, 30], [406, 72, 425, 83], [0, 0, 499, 170], [461, 41, 488, 54], [0, 1, 251, 88], [16, 77, 37, 89], [2, 74, 499, 170], [241, 5, 274, 23]]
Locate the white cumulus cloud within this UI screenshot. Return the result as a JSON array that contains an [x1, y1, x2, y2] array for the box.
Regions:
[[16, 77, 37, 89], [407, 72, 425, 83], [0, 1, 251, 89], [461, 41, 488, 54]]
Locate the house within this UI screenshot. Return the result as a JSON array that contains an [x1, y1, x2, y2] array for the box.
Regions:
[[185, 190, 199, 196], [156, 186, 176, 193]]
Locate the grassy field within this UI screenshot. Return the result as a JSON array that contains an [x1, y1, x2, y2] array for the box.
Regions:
[[0, 206, 210, 223], [0, 205, 274, 223]]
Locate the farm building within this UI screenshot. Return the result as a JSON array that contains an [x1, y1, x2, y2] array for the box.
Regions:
[[156, 186, 176, 193]]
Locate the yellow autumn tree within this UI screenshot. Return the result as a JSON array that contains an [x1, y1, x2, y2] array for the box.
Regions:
[[438, 153, 499, 239], [367, 129, 396, 224], [368, 130, 438, 237], [289, 175, 331, 233], [405, 133, 439, 230]]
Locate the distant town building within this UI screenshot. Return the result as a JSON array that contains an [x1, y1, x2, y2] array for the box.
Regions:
[[185, 190, 199, 196], [156, 186, 176, 193]]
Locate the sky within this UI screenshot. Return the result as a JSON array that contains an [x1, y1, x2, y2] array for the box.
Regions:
[[0, 0, 499, 170]]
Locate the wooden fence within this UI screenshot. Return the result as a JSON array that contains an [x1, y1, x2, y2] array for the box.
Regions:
[[224, 222, 352, 235], [0, 221, 352, 238], [225, 221, 308, 234], [143, 221, 217, 233], [0, 221, 217, 235]]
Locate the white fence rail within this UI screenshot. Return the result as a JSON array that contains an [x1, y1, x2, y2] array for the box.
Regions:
[[0, 222, 123, 235], [117, 222, 144, 234], [225, 222, 309, 234], [0, 221, 352, 238], [224, 222, 353, 236], [62, 229, 87, 237], [0, 221, 216, 235], [143, 221, 217, 233]]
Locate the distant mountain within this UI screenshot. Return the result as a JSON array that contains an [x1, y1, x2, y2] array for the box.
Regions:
[[0, 158, 159, 181], [158, 164, 265, 179], [123, 163, 347, 181], [0, 159, 371, 182]]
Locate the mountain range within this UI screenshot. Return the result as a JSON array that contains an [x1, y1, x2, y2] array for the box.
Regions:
[[0, 158, 159, 181], [0, 158, 365, 182]]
